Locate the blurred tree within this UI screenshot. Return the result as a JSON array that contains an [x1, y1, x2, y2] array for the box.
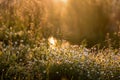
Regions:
[[0, 0, 45, 45], [60, 0, 109, 46]]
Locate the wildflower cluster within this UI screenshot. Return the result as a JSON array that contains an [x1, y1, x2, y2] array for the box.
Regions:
[[0, 38, 120, 80]]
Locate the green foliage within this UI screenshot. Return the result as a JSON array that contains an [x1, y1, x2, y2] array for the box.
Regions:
[[0, 0, 45, 45], [0, 0, 120, 80], [0, 40, 120, 80]]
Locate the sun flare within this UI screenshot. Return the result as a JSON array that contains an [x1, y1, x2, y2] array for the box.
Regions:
[[48, 37, 57, 49], [48, 37, 57, 46], [54, 0, 68, 4], [61, 0, 68, 3]]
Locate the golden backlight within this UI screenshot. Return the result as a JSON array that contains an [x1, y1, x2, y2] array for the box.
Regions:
[[54, 0, 68, 4], [48, 37, 57, 49], [48, 37, 56, 45], [61, 0, 68, 3]]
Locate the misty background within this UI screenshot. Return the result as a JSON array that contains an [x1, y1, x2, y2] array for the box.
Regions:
[[0, 0, 120, 47]]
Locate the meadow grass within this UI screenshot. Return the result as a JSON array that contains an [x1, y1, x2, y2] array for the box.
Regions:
[[0, 0, 120, 80], [0, 39, 120, 80]]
